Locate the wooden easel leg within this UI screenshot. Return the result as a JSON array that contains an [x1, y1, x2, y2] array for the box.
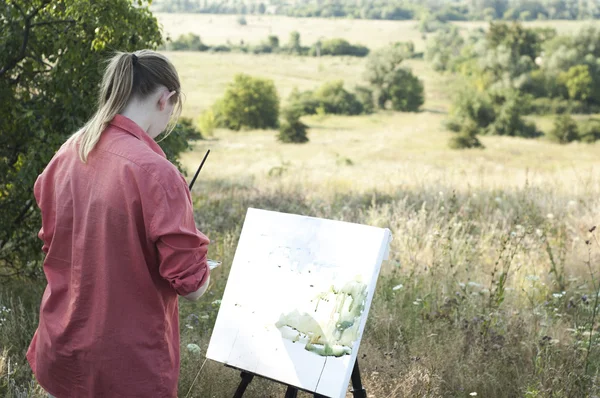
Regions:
[[284, 386, 299, 398], [233, 371, 254, 398], [350, 360, 367, 398]]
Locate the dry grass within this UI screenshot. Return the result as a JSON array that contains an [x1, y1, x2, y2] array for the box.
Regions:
[[155, 13, 586, 51]]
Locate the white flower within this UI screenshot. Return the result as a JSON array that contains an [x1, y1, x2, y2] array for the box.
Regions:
[[212, 300, 222, 305], [535, 229, 543, 237], [392, 284, 403, 291], [568, 200, 577, 207], [470, 393, 478, 396], [525, 275, 540, 282], [547, 213, 554, 220], [467, 281, 483, 288], [495, 197, 502, 203]]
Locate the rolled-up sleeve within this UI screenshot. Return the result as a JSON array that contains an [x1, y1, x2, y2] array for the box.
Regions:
[[150, 179, 210, 296]]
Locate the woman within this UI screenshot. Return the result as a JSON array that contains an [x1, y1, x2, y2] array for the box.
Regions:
[[27, 50, 211, 397]]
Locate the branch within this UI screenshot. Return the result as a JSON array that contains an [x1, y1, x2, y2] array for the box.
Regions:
[[31, 19, 76, 27], [0, 0, 52, 78]]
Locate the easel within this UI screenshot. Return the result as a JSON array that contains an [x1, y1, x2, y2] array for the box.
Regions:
[[230, 359, 366, 398]]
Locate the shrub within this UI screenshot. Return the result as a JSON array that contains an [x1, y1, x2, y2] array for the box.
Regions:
[[311, 38, 369, 57], [237, 15, 247, 25], [579, 119, 600, 143], [278, 108, 309, 143], [449, 119, 484, 149], [288, 81, 364, 116], [450, 89, 496, 128], [354, 85, 375, 114], [548, 113, 579, 144], [169, 33, 209, 51], [486, 94, 539, 138], [197, 109, 217, 136], [216, 74, 279, 131], [314, 81, 364, 115], [387, 68, 425, 112]]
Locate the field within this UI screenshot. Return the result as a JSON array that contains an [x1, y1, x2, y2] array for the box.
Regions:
[[155, 13, 586, 51], [2, 13, 600, 398]]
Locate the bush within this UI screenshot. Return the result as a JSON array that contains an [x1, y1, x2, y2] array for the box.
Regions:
[[449, 120, 484, 149], [216, 74, 279, 131], [314, 81, 364, 115], [450, 89, 496, 128], [354, 85, 375, 114], [158, 117, 203, 171], [278, 108, 309, 143], [311, 38, 369, 57], [237, 15, 247, 25], [485, 94, 539, 138], [197, 109, 217, 136], [579, 119, 600, 143], [548, 113, 579, 144], [169, 33, 210, 51], [288, 81, 364, 116], [387, 68, 425, 112]]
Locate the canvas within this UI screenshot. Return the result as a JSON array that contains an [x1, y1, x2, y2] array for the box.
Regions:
[[206, 208, 392, 398]]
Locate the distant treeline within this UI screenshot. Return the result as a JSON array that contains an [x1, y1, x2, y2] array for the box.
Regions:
[[152, 0, 599, 21], [160, 31, 391, 58]]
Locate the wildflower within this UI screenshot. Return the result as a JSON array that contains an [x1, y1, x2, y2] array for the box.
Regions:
[[495, 197, 502, 203], [470, 393, 478, 396], [392, 284, 403, 291], [547, 213, 554, 220], [212, 300, 222, 305], [535, 229, 543, 237], [568, 200, 577, 208], [525, 275, 540, 282]]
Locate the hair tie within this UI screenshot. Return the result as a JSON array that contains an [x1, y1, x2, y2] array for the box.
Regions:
[[131, 54, 138, 66]]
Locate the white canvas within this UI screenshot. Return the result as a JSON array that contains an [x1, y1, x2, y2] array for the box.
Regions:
[[206, 208, 392, 398]]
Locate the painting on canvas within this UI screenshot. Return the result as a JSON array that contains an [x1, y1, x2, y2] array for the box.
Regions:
[[206, 208, 392, 398]]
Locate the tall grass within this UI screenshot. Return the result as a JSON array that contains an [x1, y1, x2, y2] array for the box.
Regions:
[[1, 173, 599, 397]]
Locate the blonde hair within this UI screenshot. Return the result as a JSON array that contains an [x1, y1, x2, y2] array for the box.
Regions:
[[68, 50, 182, 162]]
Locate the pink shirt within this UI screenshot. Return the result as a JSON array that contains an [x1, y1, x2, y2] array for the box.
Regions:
[[27, 114, 210, 397]]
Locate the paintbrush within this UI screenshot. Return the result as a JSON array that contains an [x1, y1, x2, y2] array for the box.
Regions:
[[188, 150, 220, 270]]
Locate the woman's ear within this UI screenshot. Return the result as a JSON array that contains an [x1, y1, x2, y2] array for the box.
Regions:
[[158, 90, 177, 111]]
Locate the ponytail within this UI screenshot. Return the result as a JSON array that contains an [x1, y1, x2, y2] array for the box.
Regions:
[[68, 50, 182, 162], [68, 52, 135, 162]]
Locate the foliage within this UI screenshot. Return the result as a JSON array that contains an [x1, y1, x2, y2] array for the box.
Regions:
[[448, 119, 485, 149], [548, 113, 579, 144], [364, 43, 424, 111], [578, 119, 600, 143], [277, 108, 309, 143], [151, 0, 600, 21], [197, 109, 217, 136], [287, 81, 365, 116], [560, 65, 594, 102], [215, 74, 280, 131], [354, 85, 375, 114], [0, 0, 172, 279], [485, 92, 539, 137], [165, 33, 209, 51], [236, 15, 247, 25], [425, 26, 465, 72], [310, 38, 369, 57]]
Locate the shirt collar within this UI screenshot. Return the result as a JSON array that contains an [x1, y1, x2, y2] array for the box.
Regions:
[[109, 114, 167, 158]]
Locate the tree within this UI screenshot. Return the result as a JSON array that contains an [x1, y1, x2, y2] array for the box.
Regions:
[[425, 26, 465, 72], [364, 44, 407, 108], [549, 113, 579, 143], [215, 74, 280, 131], [0, 0, 186, 279], [278, 108, 309, 143], [387, 69, 425, 112], [287, 31, 301, 54], [560, 64, 594, 101]]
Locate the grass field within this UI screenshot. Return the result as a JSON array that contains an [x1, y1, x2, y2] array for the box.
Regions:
[[155, 13, 587, 51], [2, 13, 600, 398]]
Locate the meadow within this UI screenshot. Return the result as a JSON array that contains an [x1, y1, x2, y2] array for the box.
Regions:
[[1, 13, 600, 398]]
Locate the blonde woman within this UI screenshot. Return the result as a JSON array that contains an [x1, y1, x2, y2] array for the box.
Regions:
[[26, 50, 211, 398]]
